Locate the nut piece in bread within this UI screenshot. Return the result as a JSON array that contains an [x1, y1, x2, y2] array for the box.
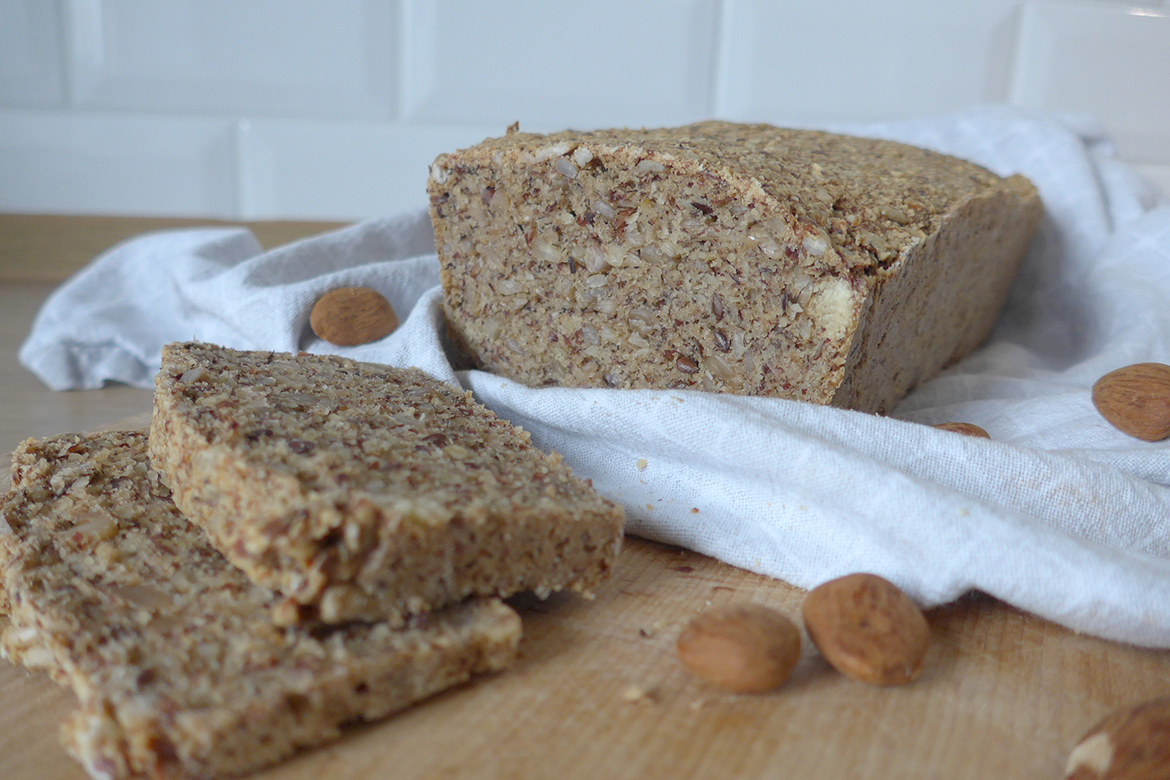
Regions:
[[428, 121, 1042, 413]]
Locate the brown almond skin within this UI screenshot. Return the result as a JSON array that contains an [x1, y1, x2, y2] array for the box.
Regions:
[[310, 286, 398, 346], [1092, 363, 1170, 442], [801, 573, 929, 686], [1066, 696, 1170, 779], [676, 603, 800, 694], [933, 422, 990, 438]]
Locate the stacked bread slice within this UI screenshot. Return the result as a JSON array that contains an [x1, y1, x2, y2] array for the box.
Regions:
[[149, 342, 624, 627], [0, 342, 624, 779]]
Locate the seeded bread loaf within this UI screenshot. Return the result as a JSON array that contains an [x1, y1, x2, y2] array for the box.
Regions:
[[149, 342, 623, 625], [0, 431, 521, 780], [428, 121, 1043, 413]]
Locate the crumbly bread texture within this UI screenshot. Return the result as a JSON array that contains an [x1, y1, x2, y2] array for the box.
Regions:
[[0, 431, 521, 780], [428, 121, 1043, 413], [150, 342, 623, 625]]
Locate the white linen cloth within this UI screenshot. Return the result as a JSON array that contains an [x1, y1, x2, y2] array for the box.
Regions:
[[20, 107, 1170, 647]]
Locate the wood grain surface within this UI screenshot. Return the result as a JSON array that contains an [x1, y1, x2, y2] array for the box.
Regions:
[[2, 216, 1169, 779], [3, 493, 1170, 780], [0, 213, 348, 283]]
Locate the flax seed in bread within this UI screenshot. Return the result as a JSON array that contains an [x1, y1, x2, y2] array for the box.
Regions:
[[428, 121, 1042, 413], [149, 342, 623, 625], [0, 431, 521, 780]]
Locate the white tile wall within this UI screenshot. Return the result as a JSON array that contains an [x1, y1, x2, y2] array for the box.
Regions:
[[0, 109, 238, 216], [715, 0, 1023, 126], [238, 119, 500, 220], [0, 0, 65, 107], [402, 0, 719, 131], [0, 0, 1167, 220], [65, 0, 399, 118], [1011, 0, 1170, 163]]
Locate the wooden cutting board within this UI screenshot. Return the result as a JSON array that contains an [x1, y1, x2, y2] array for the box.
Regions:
[[3, 216, 1169, 778], [2, 440, 1169, 779]]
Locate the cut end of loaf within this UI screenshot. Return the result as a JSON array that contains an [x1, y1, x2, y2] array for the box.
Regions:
[[429, 127, 873, 404]]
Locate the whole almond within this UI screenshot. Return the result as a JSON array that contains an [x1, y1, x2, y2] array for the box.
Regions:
[[933, 422, 990, 438], [676, 603, 800, 693], [1066, 696, 1170, 779], [801, 573, 929, 686], [310, 286, 398, 346], [1091, 362, 1170, 442]]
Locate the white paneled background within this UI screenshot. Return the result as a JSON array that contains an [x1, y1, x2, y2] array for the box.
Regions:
[[1, 0, 1167, 221]]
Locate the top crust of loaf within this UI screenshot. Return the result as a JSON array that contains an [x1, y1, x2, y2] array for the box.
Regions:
[[428, 121, 1042, 411], [432, 121, 1004, 276]]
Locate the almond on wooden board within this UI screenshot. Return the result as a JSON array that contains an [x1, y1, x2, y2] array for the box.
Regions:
[[676, 603, 800, 694], [801, 573, 929, 686], [1066, 696, 1170, 779], [932, 422, 990, 438], [310, 286, 398, 346], [1091, 362, 1170, 442]]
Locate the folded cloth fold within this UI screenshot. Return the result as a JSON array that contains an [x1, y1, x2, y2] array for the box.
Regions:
[[19, 107, 1170, 646]]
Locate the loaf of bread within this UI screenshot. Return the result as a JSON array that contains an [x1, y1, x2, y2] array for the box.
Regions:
[[0, 431, 521, 780], [428, 121, 1042, 413], [150, 342, 624, 625]]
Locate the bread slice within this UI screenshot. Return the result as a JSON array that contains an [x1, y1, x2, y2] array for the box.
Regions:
[[428, 121, 1043, 413], [149, 342, 623, 625], [0, 431, 521, 780]]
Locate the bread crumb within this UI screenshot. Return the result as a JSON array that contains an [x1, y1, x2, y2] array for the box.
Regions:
[[621, 685, 657, 703]]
